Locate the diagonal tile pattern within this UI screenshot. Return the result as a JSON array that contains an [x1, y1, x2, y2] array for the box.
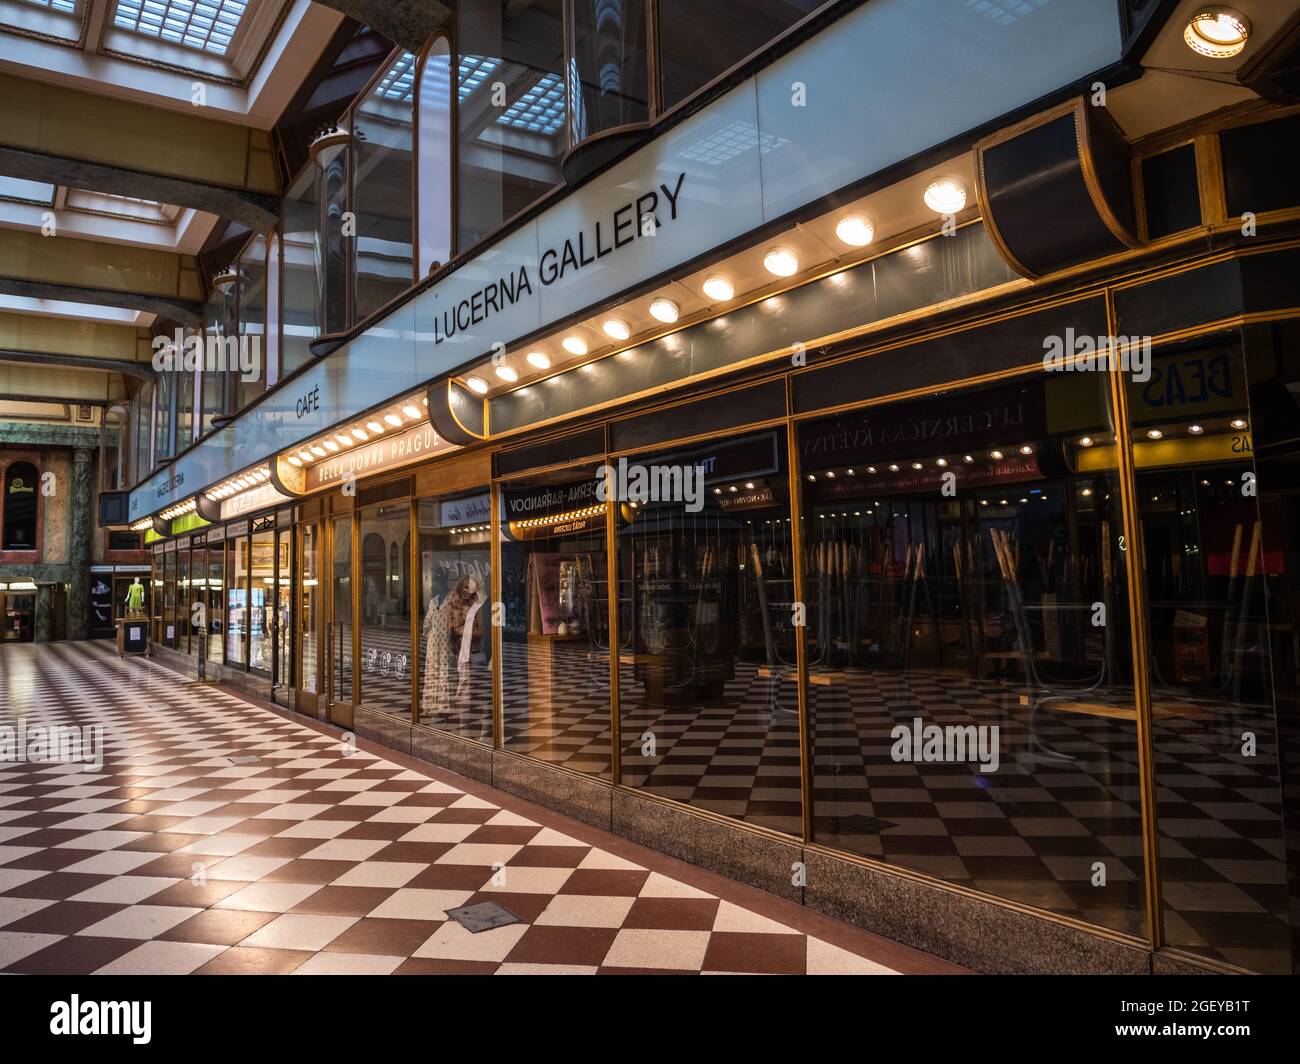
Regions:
[[0, 641, 962, 975]]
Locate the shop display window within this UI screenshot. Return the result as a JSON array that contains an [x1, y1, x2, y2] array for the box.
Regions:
[[206, 541, 224, 666], [1139, 334, 1291, 973], [225, 535, 248, 666], [797, 369, 1145, 935], [614, 430, 802, 834], [416, 489, 492, 741], [359, 502, 412, 714], [248, 529, 276, 674], [499, 467, 610, 775]]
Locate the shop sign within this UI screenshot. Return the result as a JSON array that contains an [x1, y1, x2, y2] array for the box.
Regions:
[[440, 493, 490, 527], [304, 422, 454, 492], [504, 478, 601, 522], [221, 481, 292, 521]]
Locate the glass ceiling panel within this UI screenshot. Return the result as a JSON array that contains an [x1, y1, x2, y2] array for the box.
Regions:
[[112, 0, 250, 57], [375, 51, 417, 103], [0, 176, 56, 205], [21, 0, 79, 11], [497, 73, 565, 135]]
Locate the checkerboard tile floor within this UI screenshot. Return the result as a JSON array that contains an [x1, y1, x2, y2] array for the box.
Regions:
[[0, 641, 960, 976]]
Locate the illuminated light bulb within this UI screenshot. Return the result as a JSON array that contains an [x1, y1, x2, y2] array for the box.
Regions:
[[1184, 8, 1250, 59], [526, 351, 550, 370], [384, 413, 403, 427], [924, 177, 967, 214], [466, 376, 489, 395], [911, 462, 923, 470], [310, 445, 327, 458], [1230, 418, 1247, 429], [1147, 429, 1163, 440], [1078, 436, 1094, 447], [649, 298, 680, 324], [1019, 445, 1033, 455], [702, 275, 735, 302], [1188, 424, 1204, 435], [336, 434, 354, 448], [763, 247, 799, 277], [835, 213, 875, 247], [562, 335, 588, 356], [888, 464, 900, 472], [990, 450, 1004, 460], [367, 420, 385, 434], [602, 318, 631, 341], [402, 405, 422, 419], [352, 428, 369, 442], [495, 364, 518, 383], [323, 440, 339, 453], [297, 451, 313, 463]]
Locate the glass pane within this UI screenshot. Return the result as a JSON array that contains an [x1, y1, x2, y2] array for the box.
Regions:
[[798, 369, 1145, 936], [175, 545, 190, 654], [500, 469, 610, 775], [249, 530, 274, 673], [300, 525, 318, 694], [275, 530, 293, 697], [353, 52, 415, 319], [226, 536, 248, 666], [569, 0, 649, 143], [417, 37, 453, 275], [237, 235, 268, 410], [457, 0, 565, 251], [206, 542, 224, 665], [1140, 335, 1291, 973], [282, 166, 322, 378], [657, 0, 823, 110], [616, 430, 802, 834], [417, 489, 492, 741], [359, 502, 412, 714], [332, 516, 353, 701], [161, 550, 175, 647]]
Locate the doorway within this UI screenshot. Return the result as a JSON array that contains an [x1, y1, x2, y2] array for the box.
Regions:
[[325, 513, 356, 729]]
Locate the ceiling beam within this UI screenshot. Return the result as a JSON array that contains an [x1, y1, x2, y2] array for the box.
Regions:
[[0, 278, 202, 327], [307, 0, 451, 52], [0, 348, 157, 383], [0, 147, 278, 233]]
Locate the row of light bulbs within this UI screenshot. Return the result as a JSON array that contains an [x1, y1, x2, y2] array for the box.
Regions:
[[461, 178, 969, 396], [806, 445, 1034, 480], [1076, 418, 1246, 447], [205, 465, 271, 501], [159, 498, 197, 521], [285, 397, 428, 468]]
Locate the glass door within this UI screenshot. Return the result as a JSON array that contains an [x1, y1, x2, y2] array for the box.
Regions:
[[273, 527, 294, 706], [327, 513, 355, 728], [297, 523, 322, 716]]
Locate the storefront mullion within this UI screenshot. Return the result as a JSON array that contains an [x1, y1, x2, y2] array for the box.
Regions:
[[784, 411, 813, 845]]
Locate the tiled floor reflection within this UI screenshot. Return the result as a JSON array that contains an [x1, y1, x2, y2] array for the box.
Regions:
[[0, 641, 959, 975]]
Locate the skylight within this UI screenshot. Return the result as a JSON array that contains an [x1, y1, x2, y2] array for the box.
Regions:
[[22, 0, 79, 11], [375, 52, 417, 103], [498, 73, 565, 135], [458, 55, 500, 100], [112, 0, 250, 57], [0, 177, 55, 206]]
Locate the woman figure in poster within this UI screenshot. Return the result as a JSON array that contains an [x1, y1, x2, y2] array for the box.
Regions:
[[420, 575, 485, 719]]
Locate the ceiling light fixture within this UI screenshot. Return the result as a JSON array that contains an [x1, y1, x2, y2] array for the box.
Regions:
[[526, 351, 551, 370], [649, 298, 680, 324], [367, 421, 385, 434], [495, 364, 519, 383], [602, 318, 631, 341], [702, 276, 735, 302], [1184, 7, 1251, 59], [562, 335, 589, 356], [835, 213, 875, 247], [384, 413, 403, 427], [763, 247, 799, 277], [923, 177, 967, 214], [402, 405, 422, 419], [466, 376, 489, 395]]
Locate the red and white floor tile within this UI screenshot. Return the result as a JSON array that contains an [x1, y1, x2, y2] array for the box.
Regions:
[[0, 642, 963, 976]]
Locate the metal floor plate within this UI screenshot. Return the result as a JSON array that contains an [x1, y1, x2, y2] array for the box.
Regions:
[[445, 901, 522, 933]]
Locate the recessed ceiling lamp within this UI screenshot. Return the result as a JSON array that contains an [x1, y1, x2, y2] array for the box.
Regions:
[[1078, 436, 1094, 447], [323, 440, 339, 453], [495, 364, 519, 383], [602, 318, 631, 341], [702, 276, 735, 302], [1147, 429, 1164, 440], [526, 351, 551, 370], [763, 247, 799, 277], [352, 428, 369, 442], [384, 413, 403, 427], [367, 420, 385, 434], [1230, 418, 1248, 429], [990, 449, 1004, 460], [335, 434, 354, 448], [287, 455, 302, 467], [466, 376, 489, 395], [923, 177, 967, 214], [562, 335, 589, 356], [1184, 7, 1250, 58], [296, 450, 312, 464], [649, 298, 679, 324], [401, 405, 422, 419], [1019, 445, 1034, 455], [310, 445, 327, 458], [835, 213, 875, 247], [1188, 424, 1204, 435]]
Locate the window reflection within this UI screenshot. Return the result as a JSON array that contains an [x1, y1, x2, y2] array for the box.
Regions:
[[616, 431, 802, 834], [417, 490, 492, 741], [500, 468, 610, 774], [799, 371, 1145, 935], [359, 502, 411, 714]]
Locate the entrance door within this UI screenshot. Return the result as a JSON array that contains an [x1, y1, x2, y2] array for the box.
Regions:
[[272, 527, 294, 707], [296, 523, 322, 717], [326, 514, 355, 728]]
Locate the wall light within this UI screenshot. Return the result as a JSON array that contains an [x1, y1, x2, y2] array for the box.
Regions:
[[1184, 7, 1250, 58]]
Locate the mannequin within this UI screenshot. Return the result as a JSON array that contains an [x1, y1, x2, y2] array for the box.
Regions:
[[421, 575, 484, 717], [125, 577, 146, 619]]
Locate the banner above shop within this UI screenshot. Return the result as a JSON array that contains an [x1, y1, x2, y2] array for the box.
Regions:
[[292, 421, 456, 494], [129, 0, 1121, 522]]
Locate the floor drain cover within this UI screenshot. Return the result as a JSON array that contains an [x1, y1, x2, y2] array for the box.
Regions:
[[225, 755, 260, 765], [446, 901, 521, 933]]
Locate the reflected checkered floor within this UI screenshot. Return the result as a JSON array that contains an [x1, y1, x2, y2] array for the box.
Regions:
[[0, 641, 958, 975]]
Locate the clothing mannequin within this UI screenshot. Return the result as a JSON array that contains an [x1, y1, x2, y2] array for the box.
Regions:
[[125, 578, 146, 619]]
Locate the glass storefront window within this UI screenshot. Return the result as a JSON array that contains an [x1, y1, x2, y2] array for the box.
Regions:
[[238, 235, 268, 411], [300, 525, 318, 695], [206, 541, 224, 666], [175, 544, 190, 654], [332, 515, 353, 702], [615, 430, 802, 834], [274, 528, 293, 701], [160, 549, 175, 647], [456, 0, 565, 251], [226, 535, 248, 666], [249, 529, 275, 673], [352, 52, 415, 320], [568, 0, 650, 144], [1138, 335, 1291, 973], [797, 369, 1145, 935], [359, 502, 412, 714], [417, 489, 492, 741], [499, 467, 610, 775], [282, 167, 323, 379], [417, 37, 452, 275]]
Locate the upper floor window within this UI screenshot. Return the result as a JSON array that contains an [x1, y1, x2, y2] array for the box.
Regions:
[[112, 0, 251, 57]]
